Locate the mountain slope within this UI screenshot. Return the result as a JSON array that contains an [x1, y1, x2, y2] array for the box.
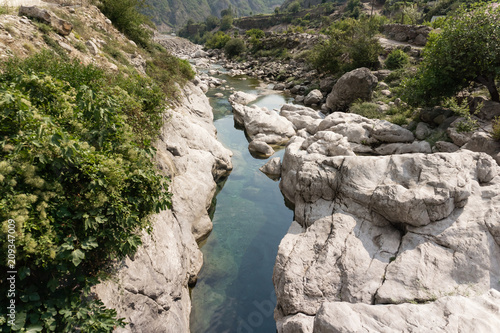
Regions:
[[144, 0, 284, 31]]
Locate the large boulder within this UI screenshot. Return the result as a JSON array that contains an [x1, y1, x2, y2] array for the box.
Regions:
[[19, 6, 73, 36], [230, 103, 295, 145], [280, 104, 324, 134], [304, 89, 323, 106], [326, 68, 378, 112], [275, 139, 500, 332]]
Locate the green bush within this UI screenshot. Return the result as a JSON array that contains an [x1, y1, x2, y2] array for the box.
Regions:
[[385, 49, 409, 70], [401, 2, 500, 106], [308, 17, 382, 74], [224, 38, 246, 58], [246, 28, 265, 39], [205, 31, 231, 49], [97, 0, 153, 47], [220, 14, 233, 31], [0, 52, 172, 331]]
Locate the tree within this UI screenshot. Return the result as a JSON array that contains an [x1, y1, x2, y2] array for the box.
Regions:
[[220, 14, 233, 31], [224, 38, 246, 58], [205, 15, 220, 30], [402, 2, 500, 105]]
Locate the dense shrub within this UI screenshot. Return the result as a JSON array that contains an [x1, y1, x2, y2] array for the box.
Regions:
[[493, 117, 500, 141], [0, 51, 171, 331], [401, 2, 500, 106], [309, 17, 383, 74], [385, 49, 410, 69], [224, 38, 246, 58], [205, 31, 231, 49], [97, 0, 153, 47], [220, 14, 233, 31]]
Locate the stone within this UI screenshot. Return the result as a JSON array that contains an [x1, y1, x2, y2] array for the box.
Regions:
[[230, 103, 295, 145], [259, 157, 281, 177], [277, 313, 314, 333], [313, 290, 500, 332], [214, 93, 224, 98], [372, 119, 415, 143], [304, 89, 323, 106], [374, 141, 432, 155], [447, 118, 473, 147], [86, 40, 99, 55], [228, 91, 258, 105], [248, 140, 275, 157], [19, 6, 73, 36], [434, 141, 460, 153], [199, 83, 209, 93], [319, 77, 336, 93], [294, 95, 304, 103], [300, 131, 355, 157], [326, 68, 378, 112], [280, 104, 324, 133], [58, 41, 72, 53], [463, 131, 500, 165], [414, 33, 428, 46], [415, 121, 432, 140], [274, 83, 286, 90], [290, 85, 302, 94], [108, 63, 118, 71], [378, 82, 389, 89], [192, 49, 208, 58], [380, 89, 391, 96]]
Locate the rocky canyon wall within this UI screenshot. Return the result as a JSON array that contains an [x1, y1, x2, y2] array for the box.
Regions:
[[94, 81, 232, 332]]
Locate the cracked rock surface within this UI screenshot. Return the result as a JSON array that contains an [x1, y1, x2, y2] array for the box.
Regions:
[[274, 111, 500, 331], [94, 82, 232, 333]]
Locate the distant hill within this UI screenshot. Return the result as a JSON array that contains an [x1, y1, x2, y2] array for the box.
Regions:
[[144, 0, 284, 31]]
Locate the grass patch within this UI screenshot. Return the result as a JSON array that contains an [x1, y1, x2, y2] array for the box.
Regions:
[[493, 117, 500, 141], [349, 101, 382, 119], [42, 34, 70, 60], [102, 43, 129, 65]]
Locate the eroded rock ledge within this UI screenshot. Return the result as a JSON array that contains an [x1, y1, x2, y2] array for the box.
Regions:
[[273, 111, 500, 332], [94, 81, 232, 332]]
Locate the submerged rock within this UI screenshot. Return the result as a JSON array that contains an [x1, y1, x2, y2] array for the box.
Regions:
[[259, 157, 282, 178], [229, 91, 258, 105]]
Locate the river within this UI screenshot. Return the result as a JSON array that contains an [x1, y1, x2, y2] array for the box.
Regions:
[[190, 71, 294, 333]]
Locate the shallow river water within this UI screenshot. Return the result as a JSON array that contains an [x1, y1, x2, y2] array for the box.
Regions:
[[190, 73, 294, 333]]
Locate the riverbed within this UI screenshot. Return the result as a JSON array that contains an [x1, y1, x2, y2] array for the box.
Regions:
[[190, 73, 294, 333]]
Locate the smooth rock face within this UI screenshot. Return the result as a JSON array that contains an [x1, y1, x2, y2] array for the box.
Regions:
[[229, 91, 258, 105], [275, 134, 500, 332], [95, 82, 232, 333], [304, 89, 323, 106], [259, 157, 282, 177], [280, 104, 324, 134], [314, 290, 500, 332], [326, 68, 378, 112], [230, 102, 295, 146]]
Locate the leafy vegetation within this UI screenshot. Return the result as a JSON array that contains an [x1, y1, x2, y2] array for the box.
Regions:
[[308, 17, 383, 75], [205, 31, 231, 49], [96, 0, 153, 47], [0, 51, 173, 331], [224, 38, 246, 58], [385, 49, 410, 70], [402, 2, 500, 106]]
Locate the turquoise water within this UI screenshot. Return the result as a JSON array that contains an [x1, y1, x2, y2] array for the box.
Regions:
[[190, 75, 294, 333]]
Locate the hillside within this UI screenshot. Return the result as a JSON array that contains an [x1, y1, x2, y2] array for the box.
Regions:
[[143, 0, 284, 31]]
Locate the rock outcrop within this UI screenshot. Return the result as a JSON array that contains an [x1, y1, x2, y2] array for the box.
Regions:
[[19, 6, 73, 36], [274, 109, 500, 332], [95, 81, 232, 333], [326, 68, 378, 112]]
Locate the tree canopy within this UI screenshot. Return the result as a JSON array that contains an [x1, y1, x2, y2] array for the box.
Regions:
[[402, 2, 500, 105]]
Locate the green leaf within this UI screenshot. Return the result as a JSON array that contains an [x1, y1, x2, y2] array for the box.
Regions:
[[70, 249, 85, 266], [25, 324, 43, 333], [81, 237, 98, 250], [18, 266, 31, 281]]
